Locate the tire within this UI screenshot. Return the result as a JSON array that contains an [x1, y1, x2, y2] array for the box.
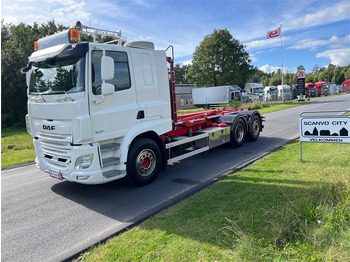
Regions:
[[126, 138, 162, 186], [229, 118, 246, 148], [246, 115, 261, 141]]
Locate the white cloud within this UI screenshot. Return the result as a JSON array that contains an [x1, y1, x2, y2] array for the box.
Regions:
[[316, 47, 350, 66], [250, 53, 257, 63], [182, 60, 192, 66], [285, 0, 350, 31], [1, 0, 91, 27], [288, 35, 350, 51], [259, 64, 295, 74], [244, 37, 290, 51], [130, 0, 154, 8]]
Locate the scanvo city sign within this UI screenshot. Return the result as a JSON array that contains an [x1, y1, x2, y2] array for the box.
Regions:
[[300, 116, 350, 143]]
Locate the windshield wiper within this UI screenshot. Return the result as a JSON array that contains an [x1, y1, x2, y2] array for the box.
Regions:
[[29, 92, 47, 102], [64, 91, 75, 101], [49, 90, 75, 101]]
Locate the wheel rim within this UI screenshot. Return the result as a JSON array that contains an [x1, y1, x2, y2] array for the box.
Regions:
[[136, 149, 156, 177], [236, 124, 245, 142], [252, 120, 260, 137]]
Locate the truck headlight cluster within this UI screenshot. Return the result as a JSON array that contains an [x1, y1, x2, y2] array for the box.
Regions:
[[75, 154, 94, 169]]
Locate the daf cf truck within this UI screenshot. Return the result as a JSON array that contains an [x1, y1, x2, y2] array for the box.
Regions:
[[23, 22, 263, 186]]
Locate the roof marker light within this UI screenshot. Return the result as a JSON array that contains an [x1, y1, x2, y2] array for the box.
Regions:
[[69, 28, 80, 43], [34, 41, 38, 51]]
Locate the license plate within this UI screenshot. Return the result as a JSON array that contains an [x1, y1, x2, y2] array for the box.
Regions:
[[49, 170, 63, 180]]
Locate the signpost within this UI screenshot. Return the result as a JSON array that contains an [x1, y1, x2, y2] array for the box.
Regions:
[[299, 110, 350, 161], [297, 71, 306, 101]]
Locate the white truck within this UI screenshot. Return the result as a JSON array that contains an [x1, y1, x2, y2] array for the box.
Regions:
[[264, 86, 278, 101], [22, 22, 263, 186], [192, 85, 245, 107], [277, 85, 292, 101], [245, 83, 264, 102]]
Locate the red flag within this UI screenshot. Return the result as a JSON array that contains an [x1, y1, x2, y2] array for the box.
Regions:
[[266, 27, 281, 39]]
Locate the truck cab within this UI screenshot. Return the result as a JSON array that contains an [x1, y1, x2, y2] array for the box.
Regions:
[[342, 79, 350, 93], [264, 86, 278, 101], [315, 82, 328, 96], [24, 27, 172, 184], [277, 85, 292, 101], [305, 83, 317, 97], [245, 83, 264, 102], [321, 83, 330, 96]]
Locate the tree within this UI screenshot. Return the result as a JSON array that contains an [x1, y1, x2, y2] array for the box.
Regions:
[[306, 74, 315, 83], [2, 22, 37, 126], [312, 64, 320, 74], [1, 20, 66, 127], [188, 29, 252, 87], [344, 67, 350, 80], [247, 67, 265, 83], [174, 64, 190, 84], [297, 65, 305, 72]]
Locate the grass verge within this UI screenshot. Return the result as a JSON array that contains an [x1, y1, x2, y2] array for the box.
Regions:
[[1, 126, 35, 168], [75, 141, 350, 261]]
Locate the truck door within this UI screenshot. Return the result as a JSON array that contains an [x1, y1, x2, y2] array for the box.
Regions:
[[89, 48, 140, 142], [129, 49, 164, 121]]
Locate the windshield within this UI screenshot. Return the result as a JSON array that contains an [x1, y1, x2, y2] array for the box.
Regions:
[[269, 87, 277, 93], [253, 87, 264, 93], [309, 86, 316, 90], [29, 55, 85, 95]]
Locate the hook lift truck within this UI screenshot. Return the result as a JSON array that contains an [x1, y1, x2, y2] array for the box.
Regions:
[[22, 22, 264, 186]]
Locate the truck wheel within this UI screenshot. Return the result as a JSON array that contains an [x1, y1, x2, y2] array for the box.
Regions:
[[229, 118, 246, 148], [126, 138, 162, 186], [246, 115, 261, 141]]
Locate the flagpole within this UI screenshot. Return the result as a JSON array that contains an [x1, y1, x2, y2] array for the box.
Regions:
[[281, 24, 284, 103]]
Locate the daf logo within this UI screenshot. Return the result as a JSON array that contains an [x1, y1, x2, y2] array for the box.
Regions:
[[43, 125, 55, 130]]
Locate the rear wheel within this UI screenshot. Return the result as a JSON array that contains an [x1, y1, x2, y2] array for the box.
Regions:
[[247, 115, 261, 141], [229, 118, 246, 148], [126, 138, 162, 186]]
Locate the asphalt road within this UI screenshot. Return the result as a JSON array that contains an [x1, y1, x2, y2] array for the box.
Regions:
[[2, 95, 350, 262]]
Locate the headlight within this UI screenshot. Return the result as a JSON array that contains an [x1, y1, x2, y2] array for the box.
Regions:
[[75, 154, 94, 169]]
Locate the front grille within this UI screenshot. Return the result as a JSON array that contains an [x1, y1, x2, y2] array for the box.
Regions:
[[38, 132, 72, 170]]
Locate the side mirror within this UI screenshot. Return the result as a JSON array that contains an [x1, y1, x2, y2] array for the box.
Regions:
[[101, 83, 115, 96], [26, 70, 32, 87], [101, 56, 114, 81]]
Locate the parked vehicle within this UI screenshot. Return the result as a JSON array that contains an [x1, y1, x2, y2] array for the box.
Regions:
[[22, 22, 263, 186], [315, 82, 329, 96], [342, 79, 350, 93], [240, 89, 249, 103], [336, 85, 342, 94], [305, 83, 317, 97], [264, 86, 278, 101], [245, 83, 264, 102], [192, 85, 246, 107], [321, 84, 330, 96], [329, 83, 337, 95], [277, 85, 292, 101], [291, 84, 298, 99]]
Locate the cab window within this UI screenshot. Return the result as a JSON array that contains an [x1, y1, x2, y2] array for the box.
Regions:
[[91, 50, 131, 95]]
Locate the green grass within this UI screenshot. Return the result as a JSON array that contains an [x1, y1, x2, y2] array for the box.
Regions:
[[1, 127, 35, 168], [76, 141, 350, 261]]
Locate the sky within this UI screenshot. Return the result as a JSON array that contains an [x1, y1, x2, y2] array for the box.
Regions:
[[2, 0, 350, 74]]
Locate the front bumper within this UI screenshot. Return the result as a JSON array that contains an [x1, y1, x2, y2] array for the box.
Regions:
[[34, 140, 106, 184]]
